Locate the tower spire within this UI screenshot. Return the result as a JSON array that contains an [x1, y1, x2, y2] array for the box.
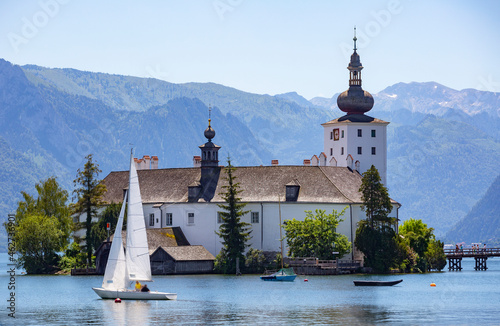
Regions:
[[353, 26, 357, 51], [208, 104, 212, 127], [336, 31, 374, 116]]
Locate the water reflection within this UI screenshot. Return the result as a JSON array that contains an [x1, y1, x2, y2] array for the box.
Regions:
[[1, 257, 500, 325]]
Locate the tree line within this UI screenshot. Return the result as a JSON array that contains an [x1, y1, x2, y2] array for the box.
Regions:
[[7, 154, 121, 274]]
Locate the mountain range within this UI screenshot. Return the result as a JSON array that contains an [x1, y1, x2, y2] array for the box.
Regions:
[[0, 58, 499, 249]]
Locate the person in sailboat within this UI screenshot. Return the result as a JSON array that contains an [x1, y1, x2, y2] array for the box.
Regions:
[[135, 281, 142, 291], [141, 284, 150, 292]]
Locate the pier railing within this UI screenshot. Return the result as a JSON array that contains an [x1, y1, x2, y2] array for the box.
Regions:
[[444, 248, 500, 271], [444, 248, 500, 257]]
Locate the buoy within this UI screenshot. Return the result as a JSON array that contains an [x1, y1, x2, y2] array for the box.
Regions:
[[115, 298, 122, 303], [430, 283, 436, 287], [304, 279, 308, 282]]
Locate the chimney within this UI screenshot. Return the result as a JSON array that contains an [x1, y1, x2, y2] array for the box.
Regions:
[[143, 155, 151, 169], [303, 159, 311, 166], [271, 159, 279, 166], [134, 158, 143, 170], [193, 156, 201, 168], [151, 156, 159, 169]]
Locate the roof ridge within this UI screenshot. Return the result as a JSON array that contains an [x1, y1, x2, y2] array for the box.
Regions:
[[318, 166, 354, 203]]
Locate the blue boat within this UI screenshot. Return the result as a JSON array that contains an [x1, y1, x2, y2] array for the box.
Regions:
[[260, 268, 296, 282]]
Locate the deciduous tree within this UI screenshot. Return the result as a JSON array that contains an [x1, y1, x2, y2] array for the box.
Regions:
[[284, 208, 351, 260], [11, 177, 71, 273]]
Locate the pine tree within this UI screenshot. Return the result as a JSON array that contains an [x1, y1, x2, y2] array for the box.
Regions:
[[215, 158, 251, 274], [355, 165, 399, 273], [359, 165, 393, 228], [72, 154, 107, 266]]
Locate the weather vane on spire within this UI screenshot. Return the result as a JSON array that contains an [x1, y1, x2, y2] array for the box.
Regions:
[[208, 104, 212, 127], [353, 26, 357, 51]]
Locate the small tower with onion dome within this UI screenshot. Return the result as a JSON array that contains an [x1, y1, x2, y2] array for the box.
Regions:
[[321, 28, 389, 185]]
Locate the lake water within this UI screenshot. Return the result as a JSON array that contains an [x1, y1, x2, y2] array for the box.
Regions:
[[1, 254, 499, 325]]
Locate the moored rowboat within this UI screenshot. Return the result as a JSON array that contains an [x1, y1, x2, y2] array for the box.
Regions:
[[353, 279, 403, 286]]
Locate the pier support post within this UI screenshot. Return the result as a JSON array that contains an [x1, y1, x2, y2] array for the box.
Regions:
[[474, 256, 488, 271], [448, 257, 462, 271]]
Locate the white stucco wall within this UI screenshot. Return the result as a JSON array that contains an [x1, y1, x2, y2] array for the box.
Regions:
[[148, 201, 399, 260], [323, 122, 388, 185]]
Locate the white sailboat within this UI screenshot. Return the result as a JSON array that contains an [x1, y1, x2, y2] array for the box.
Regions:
[[93, 152, 177, 300]]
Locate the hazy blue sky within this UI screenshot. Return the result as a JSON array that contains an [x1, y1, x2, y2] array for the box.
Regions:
[[1, 0, 499, 99]]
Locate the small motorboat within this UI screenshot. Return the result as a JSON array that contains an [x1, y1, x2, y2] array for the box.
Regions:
[[260, 268, 296, 282], [353, 279, 403, 286]]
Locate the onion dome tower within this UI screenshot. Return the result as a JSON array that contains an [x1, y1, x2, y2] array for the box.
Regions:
[[199, 107, 220, 168], [321, 28, 389, 185], [336, 28, 375, 120]]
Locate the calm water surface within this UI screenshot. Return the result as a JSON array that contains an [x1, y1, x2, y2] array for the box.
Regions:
[[1, 254, 499, 325]]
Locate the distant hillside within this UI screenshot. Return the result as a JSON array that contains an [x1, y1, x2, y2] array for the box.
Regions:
[[445, 175, 500, 245], [0, 58, 499, 242]]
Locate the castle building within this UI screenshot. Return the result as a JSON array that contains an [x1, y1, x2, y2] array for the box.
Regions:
[[98, 32, 399, 260]]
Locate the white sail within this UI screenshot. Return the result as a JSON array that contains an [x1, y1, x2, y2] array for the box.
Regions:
[[125, 153, 152, 282], [102, 192, 129, 290]]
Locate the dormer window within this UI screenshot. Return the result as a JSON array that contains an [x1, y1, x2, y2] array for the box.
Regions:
[[188, 182, 201, 202], [285, 180, 300, 202]]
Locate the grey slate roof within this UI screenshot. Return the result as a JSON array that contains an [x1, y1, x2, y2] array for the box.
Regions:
[[113, 228, 188, 252], [154, 246, 215, 261], [102, 165, 399, 205]]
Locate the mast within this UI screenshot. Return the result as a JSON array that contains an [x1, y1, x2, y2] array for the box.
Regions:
[[279, 193, 284, 271]]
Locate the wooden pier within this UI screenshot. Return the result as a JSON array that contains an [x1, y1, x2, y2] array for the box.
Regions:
[[284, 257, 361, 275], [444, 248, 500, 271]]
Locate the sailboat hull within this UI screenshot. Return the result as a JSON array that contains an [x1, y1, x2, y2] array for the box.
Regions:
[[260, 274, 296, 282], [92, 287, 177, 300]]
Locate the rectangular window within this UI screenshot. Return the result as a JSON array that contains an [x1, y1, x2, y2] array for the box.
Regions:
[[341, 147, 344, 155], [330, 148, 333, 156], [188, 212, 195, 225], [341, 130, 344, 138], [149, 213, 155, 227], [166, 213, 172, 226], [330, 131, 333, 140], [357, 129, 362, 137], [217, 212, 223, 224], [358, 147, 362, 155], [251, 212, 259, 223], [372, 147, 376, 155], [371, 129, 376, 137]]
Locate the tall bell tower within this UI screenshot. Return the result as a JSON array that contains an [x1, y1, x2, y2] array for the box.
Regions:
[[322, 28, 389, 184]]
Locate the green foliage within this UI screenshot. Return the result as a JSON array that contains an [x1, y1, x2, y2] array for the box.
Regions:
[[244, 248, 267, 273], [215, 158, 252, 274], [16, 214, 62, 274], [425, 239, 447, 271], [399, 218, 446, 272], [59, 242, 87, 272], [284, 208, 351, 260], [355, 220, 402, 273], [90, 202, 123, 253], [72, 154, 107, 265], [399, 218, 434, 256], [355, 166, 402, 273], [359, 165, 393, 227], [10, 177, 71, 274], [16, 177, 72, 249]]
